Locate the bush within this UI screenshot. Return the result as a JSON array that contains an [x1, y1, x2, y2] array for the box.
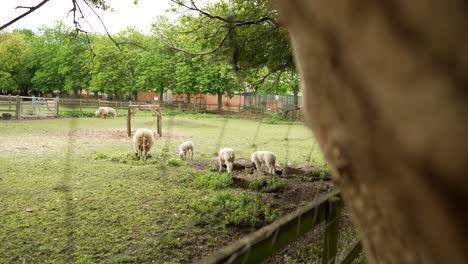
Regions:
[[194, 171, 233, 190], [305, 167, 332, 179], [249, 177, 288, 193], [205, 164, 218, 172], [193, 191, 278, 227], [59, 110, 96, 118], [95, 152, 108, 159], [261, 113, 286, 124], [166, 158, 183, 167]]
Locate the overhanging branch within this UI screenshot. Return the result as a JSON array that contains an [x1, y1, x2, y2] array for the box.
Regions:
[[0, 0, 51, 31]]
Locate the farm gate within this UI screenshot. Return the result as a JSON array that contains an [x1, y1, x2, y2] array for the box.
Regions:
[[18, 96, 58, 119], [0, 95, 58, 119]]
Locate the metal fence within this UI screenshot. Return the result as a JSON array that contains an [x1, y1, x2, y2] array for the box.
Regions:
[[0, 95, 58, 119]]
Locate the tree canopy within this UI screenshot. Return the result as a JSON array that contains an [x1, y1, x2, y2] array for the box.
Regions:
[[0, 0, 300, 107]]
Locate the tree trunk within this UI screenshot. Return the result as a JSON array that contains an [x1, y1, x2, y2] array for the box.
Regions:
[[217, 92, 223, 113], [293, 88, 299, 108], [159, 89, 164, 103], [277, 1, 468, 263]]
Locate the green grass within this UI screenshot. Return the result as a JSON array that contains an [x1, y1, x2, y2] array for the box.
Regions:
[[0, 115, 327, 263]]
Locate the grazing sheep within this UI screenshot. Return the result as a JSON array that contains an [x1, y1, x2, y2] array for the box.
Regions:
[[177, 141, 194, 160], [96, 107, 117, 118], [218, 148, 235, 174], [96, 107, 109, 118], [103, 107, 117, 117], [251, 151, 276, 175], [132, 128, 155, 161]]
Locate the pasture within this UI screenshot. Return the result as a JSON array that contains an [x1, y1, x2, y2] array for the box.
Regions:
[[0, 113, 334, 263]]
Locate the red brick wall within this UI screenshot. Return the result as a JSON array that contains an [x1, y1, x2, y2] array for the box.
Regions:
[[137, 92, 158, 102]]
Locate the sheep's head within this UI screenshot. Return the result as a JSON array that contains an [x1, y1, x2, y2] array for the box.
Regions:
[[177, 150, 185, 158], [95, 110, 100, 117]]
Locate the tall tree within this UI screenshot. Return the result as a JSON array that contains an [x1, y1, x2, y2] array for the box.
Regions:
[[0, 31, 32, 95]]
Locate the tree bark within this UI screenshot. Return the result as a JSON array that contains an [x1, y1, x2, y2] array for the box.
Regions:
[[159, 89, 164, 103], [293, 88, 299, 108], [276, 1, 468, 263], [217, 92, 223, 113]]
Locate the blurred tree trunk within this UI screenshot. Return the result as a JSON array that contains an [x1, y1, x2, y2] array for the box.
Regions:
[[276, 0, 468, 263], [217, 92, 223, 113]]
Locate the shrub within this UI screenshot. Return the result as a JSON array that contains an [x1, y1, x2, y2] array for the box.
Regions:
[[261, 113, 287, 124], [193, 191, 278, 227], [194, 171, 233, 190], [59, 110, 96, 118], [305, 167, 332, 179], [205, 164, 218, 172], [95, 152, 108, 159], [249, 177, 288, 193], [166, 158, 183, 167]]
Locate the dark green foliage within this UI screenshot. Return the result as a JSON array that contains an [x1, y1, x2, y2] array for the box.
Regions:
[[305, 167, 332, 179], [249, 177, 288, 193], [192, 191, 278, 227], [194, 171, 233, 190], [166, 158, 184, 167]]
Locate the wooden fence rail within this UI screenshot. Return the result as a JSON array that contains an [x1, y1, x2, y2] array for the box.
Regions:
[[196, 189, 362, 264]]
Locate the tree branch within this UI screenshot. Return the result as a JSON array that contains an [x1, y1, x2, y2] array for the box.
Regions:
[[0, 0, 51, 31], [82, 0, 122, 51]]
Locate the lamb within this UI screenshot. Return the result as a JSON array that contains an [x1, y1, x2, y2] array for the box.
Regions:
[[218, 148, 235, 174], [103, 107, 117, 117], [251, 151, 276, 175], [96, 107, 109, 118], [177, 141, 194, 160], [96, 107, 117, 118], [132, 128, 155, 161]]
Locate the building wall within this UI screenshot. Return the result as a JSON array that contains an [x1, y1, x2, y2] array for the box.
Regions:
[[137, 92, 158, 102]]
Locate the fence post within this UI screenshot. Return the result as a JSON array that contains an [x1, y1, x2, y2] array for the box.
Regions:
[[55, 97, 59, 117], [127, 107, 132, 137], [8, 94, 11, 111], [98, 99, 101, 107], [79, 99, 83, 113], [322, 196, 342, 264], [15, 95, 20, 119]]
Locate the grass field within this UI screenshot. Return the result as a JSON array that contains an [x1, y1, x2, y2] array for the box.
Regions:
[[0, 114, 334, 263]]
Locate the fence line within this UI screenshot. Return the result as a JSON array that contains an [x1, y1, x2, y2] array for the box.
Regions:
[[0, 95, 302, 120], [196, 189, 362, 264]]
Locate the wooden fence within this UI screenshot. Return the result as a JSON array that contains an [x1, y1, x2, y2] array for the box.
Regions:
[[197, 190, 362, 264], [0, 96, 302, 120], [0, 95, 58, 119]]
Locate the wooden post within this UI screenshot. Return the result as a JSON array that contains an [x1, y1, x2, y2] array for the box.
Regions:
[[98, 99, 101, 107], [178, 102, 182, 111], [8, 94, 11, 111], [15, 95, 20, 119], [322, 196, 342, 264], [56, 97, 59, 117], [127, 106, 132, 137], [79, 99, 83, 113], [156, 107, 162, 137]]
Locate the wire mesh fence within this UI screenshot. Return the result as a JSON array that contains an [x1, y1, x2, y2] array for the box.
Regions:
[[0, 95, 362, 263]]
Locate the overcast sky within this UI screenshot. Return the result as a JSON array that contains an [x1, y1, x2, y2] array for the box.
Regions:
[[0, 0, 177, 34]]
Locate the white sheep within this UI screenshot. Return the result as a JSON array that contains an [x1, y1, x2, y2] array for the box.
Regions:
[[96, 107, 109, 118], [103, 107, 117, 117], [218, 148, 235, 174], [177, 141, 194, 160], [96, 107, 117, 118], [251, 151, 277, 175], [132, 128, 155, 161]]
